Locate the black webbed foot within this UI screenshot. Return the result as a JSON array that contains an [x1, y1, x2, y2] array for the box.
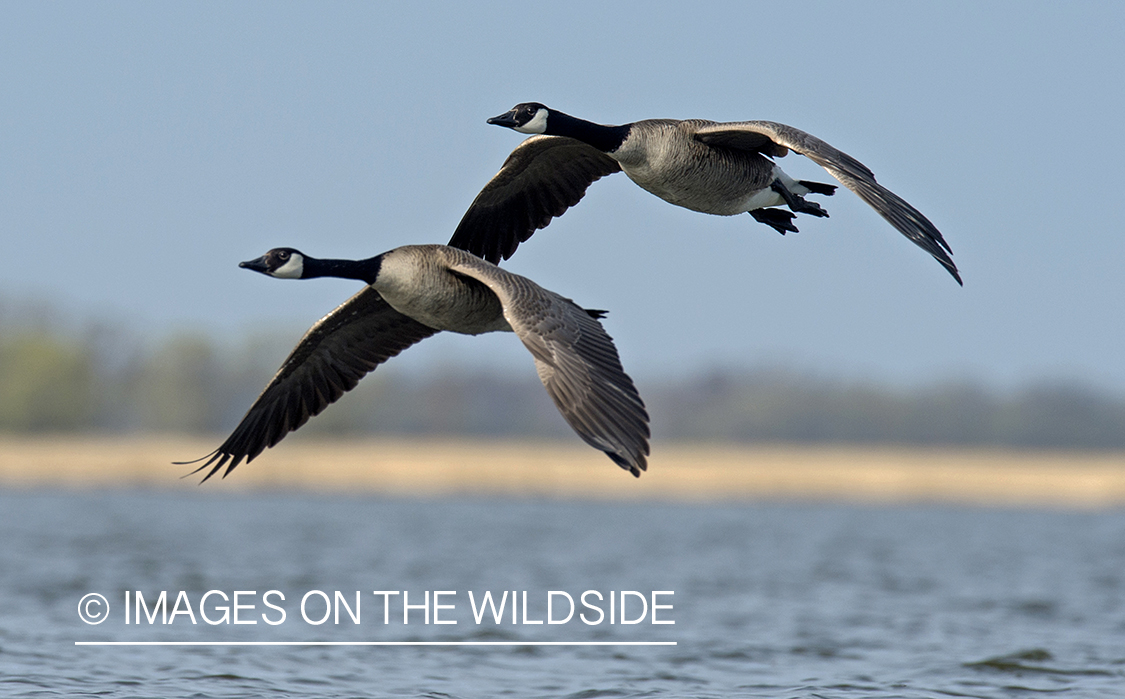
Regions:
[[771, 179, 830, 218], [798, 179, 837, 196], [750, 207, 799, 235]]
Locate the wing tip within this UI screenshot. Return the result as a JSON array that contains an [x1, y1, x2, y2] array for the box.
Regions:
[[607, 451, 648, 478], [174, 448, 244, 484]]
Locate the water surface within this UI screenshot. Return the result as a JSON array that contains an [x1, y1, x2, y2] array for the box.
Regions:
[[2, 490, 1123, 697]]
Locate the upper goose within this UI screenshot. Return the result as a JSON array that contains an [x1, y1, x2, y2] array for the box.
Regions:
[[448, 102, 960, 284], [182, 244, 650, 480]]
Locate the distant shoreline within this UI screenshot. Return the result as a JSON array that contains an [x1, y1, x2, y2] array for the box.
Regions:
[[2, 436, 1124, 508]]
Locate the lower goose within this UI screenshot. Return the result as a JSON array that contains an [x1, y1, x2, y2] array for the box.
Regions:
[[181, 244, 650, 480]]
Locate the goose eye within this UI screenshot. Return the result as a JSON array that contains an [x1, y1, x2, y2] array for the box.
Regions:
[[278, 251, 289, 260]]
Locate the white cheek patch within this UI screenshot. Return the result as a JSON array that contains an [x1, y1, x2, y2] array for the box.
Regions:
[[272, 255, 304, 279], [514, 108, 548, 134]]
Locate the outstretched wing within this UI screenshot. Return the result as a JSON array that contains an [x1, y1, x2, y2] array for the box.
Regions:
[[694, 121, 961, 284], [443, 248, 650, 476], [448, 135, 622, 264], [180, 287, 439, 481]]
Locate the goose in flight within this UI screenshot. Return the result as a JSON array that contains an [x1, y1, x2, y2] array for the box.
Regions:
[[448, 102, 960, 284], [182, 244, 650, 480]]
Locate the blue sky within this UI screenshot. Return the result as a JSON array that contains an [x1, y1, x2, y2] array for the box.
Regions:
[[2, 2, 1123, 389]]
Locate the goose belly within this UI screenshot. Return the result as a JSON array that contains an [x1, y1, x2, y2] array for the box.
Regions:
[[382, 288, 511, 335], [620, 151, 782, 216]]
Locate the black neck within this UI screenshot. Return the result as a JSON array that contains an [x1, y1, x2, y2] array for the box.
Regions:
[[302, 255, 382, 285], [547, 111, 631, 153]]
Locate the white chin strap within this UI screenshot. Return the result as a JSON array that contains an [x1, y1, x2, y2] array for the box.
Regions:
[[272, 255, 304, 279], [514, 108, 548, 134]]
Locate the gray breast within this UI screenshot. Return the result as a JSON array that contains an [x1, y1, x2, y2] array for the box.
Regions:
[[375, 247, 511, 336]]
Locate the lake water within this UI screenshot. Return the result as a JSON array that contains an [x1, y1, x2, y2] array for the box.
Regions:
[[1, 489, 1123, 697]]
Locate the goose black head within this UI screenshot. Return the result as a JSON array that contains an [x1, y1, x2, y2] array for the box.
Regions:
[[488, 102, 550, 134], [240, 247, 306, 279]]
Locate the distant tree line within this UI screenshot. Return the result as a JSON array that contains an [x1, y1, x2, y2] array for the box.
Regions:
[[2, 313, 1124, 449], [646, 370, 1125, 449]]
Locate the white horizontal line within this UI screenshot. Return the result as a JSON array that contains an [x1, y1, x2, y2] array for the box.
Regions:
[[75, 640, 676, 647]]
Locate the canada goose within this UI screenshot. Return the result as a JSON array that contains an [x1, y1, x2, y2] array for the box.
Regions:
[[181, 244, 650, 480], [449, 102, 960, 284]]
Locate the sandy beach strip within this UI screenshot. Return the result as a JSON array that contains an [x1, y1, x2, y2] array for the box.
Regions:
[[2, 435, 1124, 508]]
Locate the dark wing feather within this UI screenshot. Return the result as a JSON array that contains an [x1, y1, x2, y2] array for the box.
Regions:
[[448, 135, 622, 264], [522, 304, 650, 476], [695, 121, 961, 284], [179, 287, 439, 481], [445, 250, 649, 476]]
